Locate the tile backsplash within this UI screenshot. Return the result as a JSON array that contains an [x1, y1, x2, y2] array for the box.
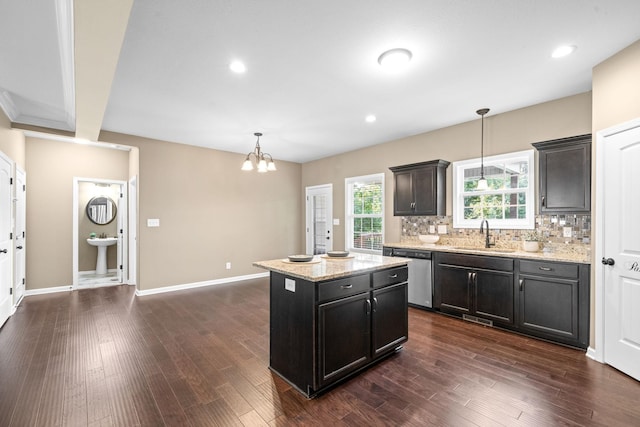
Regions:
[[400, 214, 591, 258]]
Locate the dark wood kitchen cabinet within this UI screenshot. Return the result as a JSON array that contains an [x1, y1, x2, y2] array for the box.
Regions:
[[390, 159, 450, 216], [517, 259, 590, 348], [434, 252, 515, 326], [533, 134, 591, 214], [270, 265, 408, 397]]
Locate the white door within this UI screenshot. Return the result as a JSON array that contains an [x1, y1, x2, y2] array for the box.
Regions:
[[0, 152, 13, 327], [598, 119, 640, 381], [13, 167, 26, 305], [305, 184, 333, 255]]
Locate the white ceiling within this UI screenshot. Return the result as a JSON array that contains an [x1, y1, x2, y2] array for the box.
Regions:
[[2, 0, 640, 163]]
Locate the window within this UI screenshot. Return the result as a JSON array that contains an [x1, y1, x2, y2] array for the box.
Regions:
[[453, 150, 534, 229], [345, 173, 384, 253]]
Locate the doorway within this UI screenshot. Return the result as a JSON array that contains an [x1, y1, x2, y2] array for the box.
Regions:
[[0, 151, 12, 327], [13, 166, 26, 305], [595, 117, 640, 381], [305, 184, 333, 255], [73, 178, 127, 288]]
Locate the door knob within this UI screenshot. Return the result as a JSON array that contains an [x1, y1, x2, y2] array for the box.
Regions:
[[601, 257, 615, 266], [0, 249, 7, 254], [16, 246, 23, 249]]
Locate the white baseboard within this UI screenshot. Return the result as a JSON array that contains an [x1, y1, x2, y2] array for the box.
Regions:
[[586, 346, 602, 362], [25, 285, 73, 296], [135, 272, 269, 296]]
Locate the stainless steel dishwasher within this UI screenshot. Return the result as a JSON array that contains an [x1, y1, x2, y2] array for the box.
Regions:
[[388, 248, 433, 308]]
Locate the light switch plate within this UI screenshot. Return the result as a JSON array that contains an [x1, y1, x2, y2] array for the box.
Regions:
[[429, 225, 436, 234], [563, 226, 572, 238], [437, 224, 447, 234], [333, 218, 340, 225], [147, 218, 160, 227]]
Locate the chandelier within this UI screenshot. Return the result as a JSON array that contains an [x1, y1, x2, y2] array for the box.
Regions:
[[241, 132, 276, 172]]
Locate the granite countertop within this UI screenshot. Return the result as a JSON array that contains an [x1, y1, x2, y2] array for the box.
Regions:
[[384, 242, 591, 264], [253, 253, 409, 281]]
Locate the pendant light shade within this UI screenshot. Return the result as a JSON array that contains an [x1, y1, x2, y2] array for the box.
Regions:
[[241, 132, 277, 172], [476, 108, 490, 190]]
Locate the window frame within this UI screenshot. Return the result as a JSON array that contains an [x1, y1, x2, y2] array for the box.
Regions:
[[452, 149, 535, 229], [345, 173, 385, 254]]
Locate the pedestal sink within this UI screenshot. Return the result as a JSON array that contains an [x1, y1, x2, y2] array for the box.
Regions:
[[86, 237, 117, 275]]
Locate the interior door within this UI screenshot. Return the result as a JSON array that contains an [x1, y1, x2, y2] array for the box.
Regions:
[[0, 152, 13, 327], [305, 184, 333, 255], [600, 120, 640, 381], [13, 167, 26, 305]]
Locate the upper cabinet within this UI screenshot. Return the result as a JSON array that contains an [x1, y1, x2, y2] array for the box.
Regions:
[[532, 134, 591, 214], [389, 159, 450, 216]]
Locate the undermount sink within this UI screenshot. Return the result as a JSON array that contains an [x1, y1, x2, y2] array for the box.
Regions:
[[452, 246, 516, 253], [87, 238, 117, 274]]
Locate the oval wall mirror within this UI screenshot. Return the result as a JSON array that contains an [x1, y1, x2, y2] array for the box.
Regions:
[[86, 196, 117, 225]]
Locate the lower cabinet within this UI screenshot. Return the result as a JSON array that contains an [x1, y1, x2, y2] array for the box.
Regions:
[[433, 253, 589, 349], [270, 266, 408, 397], [517, 259, 589, 348], [434, 253, 515, 326]]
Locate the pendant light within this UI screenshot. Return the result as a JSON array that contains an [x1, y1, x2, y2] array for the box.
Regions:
[[241, 132, 277, 172], [476, 108, 490, 190]]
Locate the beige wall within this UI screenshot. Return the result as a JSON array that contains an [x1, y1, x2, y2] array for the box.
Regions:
[[0, 109, 25, 168], [100, 132, 302, 291], [25, 137, 129, 289], [301, 92, 592, 250]]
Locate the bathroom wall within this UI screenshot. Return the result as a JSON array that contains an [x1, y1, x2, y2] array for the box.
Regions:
[[25, 137, 129, 290], [78, 181, 121, 272]]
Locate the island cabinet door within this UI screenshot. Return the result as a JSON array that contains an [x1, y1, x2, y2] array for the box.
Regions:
[[372, 282, 408, 357], [317, 292, 371, 387]]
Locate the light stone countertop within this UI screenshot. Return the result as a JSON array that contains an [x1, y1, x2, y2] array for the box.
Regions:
[[253, 254, 409, 282], [384, 242, 591, 264]]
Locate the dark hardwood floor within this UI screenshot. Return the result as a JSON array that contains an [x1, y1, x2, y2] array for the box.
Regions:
[[1, 279, 639, 426]]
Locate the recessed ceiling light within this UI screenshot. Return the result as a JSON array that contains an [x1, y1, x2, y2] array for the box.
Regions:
[[229, 60, 246, 73], [551, 45, 577, 58], [377, 48, 412, 70], [365, 115, 377, 123]]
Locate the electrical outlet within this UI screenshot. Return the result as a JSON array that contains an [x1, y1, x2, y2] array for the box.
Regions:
[[563, 227, 573, 238], [147, 218, 160, 227], [437, 224, 447, 234], [225, 262, 231, 270], [429, 225, 436, 234]]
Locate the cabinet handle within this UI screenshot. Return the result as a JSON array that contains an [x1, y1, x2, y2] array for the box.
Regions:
[[541, 196, 545, 207], [373, 297, 378, 312], [519, 279, 524, 291], [389, 274, 398, 279], [365, 299, 371, 315], [538, 266, 552, 271], [467, 272, 473, 287], [341, 284, 353, 289]]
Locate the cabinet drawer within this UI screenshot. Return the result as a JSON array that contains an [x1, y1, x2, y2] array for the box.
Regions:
[[519, 260, 578, 279], [372, 266, 408, 288], [318, 274, 370, 303], [438, 253, 513, 272]]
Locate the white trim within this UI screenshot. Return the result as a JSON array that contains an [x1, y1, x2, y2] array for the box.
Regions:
[[586, 346, 598, 361], [54, 0, 76, 130], [135, 272, 269, 296], [25, 285, 73, 296], [22, 130, 133, 151], [0, 90, 19, 121], [452, 149, 535, 229], [594, 117, 640, 364], [73, 177, 127, 289]]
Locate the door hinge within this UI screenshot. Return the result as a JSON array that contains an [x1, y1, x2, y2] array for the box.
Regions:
[[9, 232, 12, 240], [9, 287, 12, 295], [22, 184, 25, 191], [120, 229, 123, 234], [22, 278, 25, 285], [10, 177, 13, 185], [120, 265, 123, 270], [120, 193, 123, 198]]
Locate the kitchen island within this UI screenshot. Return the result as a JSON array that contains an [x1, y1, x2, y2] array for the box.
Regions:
[[254, 254, 409, 397]]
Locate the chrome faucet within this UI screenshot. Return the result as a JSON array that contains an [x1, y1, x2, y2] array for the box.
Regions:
[[480, 219, 494, 248]]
